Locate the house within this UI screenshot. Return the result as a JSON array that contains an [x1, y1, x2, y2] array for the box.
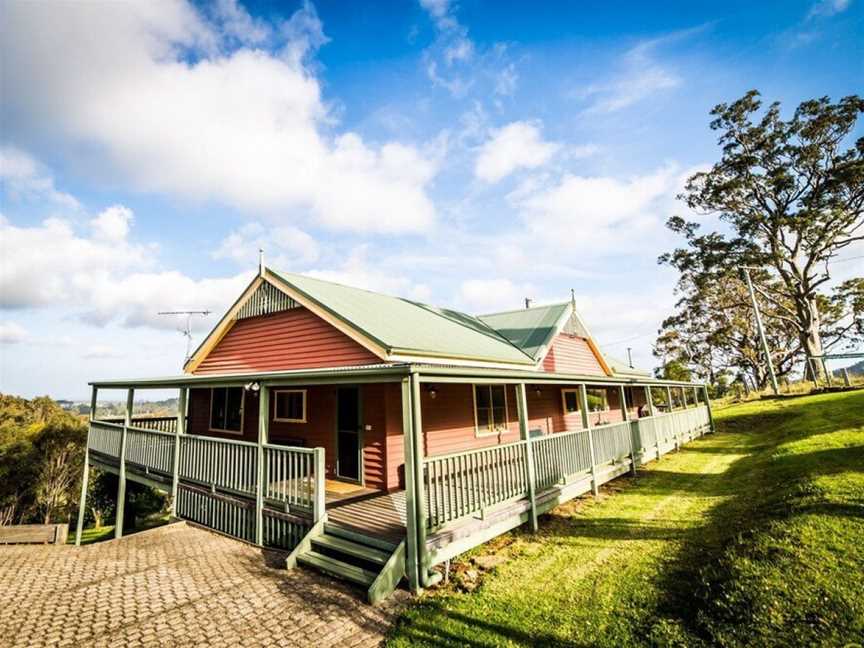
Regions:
[[77, 265, 713, 603]]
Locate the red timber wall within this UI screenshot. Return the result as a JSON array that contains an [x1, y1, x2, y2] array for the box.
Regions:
[[186, 384, 392, 490], [192, 307, 381, 375], [542, 334, 607, 375], [186, 382, 651, 491]]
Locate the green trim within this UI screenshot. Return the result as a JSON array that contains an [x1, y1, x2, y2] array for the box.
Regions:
[[367, 539, 407, 605]]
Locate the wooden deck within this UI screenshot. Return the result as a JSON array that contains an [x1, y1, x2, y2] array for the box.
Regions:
[[327, 490, 407, 545]]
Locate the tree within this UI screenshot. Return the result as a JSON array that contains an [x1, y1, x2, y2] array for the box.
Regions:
[[662, 91, 864, 382]]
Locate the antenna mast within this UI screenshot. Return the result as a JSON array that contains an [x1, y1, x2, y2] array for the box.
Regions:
[[158, 310, 212, 365]]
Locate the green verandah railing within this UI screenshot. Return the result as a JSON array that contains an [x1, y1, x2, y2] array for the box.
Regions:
[[422, 405, 711, 530], [82, 411, 325, 551]]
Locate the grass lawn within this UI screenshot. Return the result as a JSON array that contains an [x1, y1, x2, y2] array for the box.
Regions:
[[68, 513, 171, 545], [387, 390, 864, 647]]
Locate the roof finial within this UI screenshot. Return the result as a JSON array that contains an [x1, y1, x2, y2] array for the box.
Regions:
[[570, 288, 576, 312], [258, 248, 265, 277]]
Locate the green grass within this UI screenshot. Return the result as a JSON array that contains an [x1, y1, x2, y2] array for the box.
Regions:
[[67, 513, 171, 545], [387, 390, 864, 647]]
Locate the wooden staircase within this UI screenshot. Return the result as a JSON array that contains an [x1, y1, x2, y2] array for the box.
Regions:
[[286, 521, 406, 604]]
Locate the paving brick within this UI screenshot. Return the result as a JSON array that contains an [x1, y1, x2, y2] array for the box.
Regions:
[[0, 522, 406, 648]]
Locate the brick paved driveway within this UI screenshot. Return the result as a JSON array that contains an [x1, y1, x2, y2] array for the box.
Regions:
[[0, 522, 406, 647]]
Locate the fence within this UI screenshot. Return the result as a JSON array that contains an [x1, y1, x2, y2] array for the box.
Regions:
[[422, 405, 711, 530], [86, 422, 325, 550]]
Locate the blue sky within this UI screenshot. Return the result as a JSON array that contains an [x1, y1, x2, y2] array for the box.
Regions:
[[1, 0, 862, 399]]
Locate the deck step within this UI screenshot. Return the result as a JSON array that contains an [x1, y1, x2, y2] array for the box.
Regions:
[[312, 534, 391, 566], [297, 550, 377, 587], [324, 523, 398, 552]]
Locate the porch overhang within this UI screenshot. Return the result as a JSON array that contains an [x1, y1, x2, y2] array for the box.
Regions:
[[89, 361, 706, 390]]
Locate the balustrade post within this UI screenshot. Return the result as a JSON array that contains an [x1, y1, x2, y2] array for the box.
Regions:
[[578, 384, 599, 497], [170, 387, 187, 518], [312, 447, 326, 523], [619, 386, 637, 475], [115, 388, 133, 539], [255, 385, 269, 546], [516, 383, 537, 532]]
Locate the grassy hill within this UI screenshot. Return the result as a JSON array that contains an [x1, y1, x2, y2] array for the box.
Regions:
[[387, 390, 864, 647]]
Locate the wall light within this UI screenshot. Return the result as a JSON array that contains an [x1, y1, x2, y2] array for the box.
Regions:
[[428, 385, 438, 400]]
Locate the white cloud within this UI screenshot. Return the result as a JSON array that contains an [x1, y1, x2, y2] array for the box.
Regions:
[[213, 222, 320, 268], [91, 205, 133, 242], [474, 122, 560, 183], [82, 345, 122, 360], [0, 146, 80, 209], [306, 245, 432, 302], [0, 322, 28, 344], [0, 198, 249, 330], [2, 1, 437, 234], [808, 0, 851, 18], [459, 278, 537, 313], [574, 33, 695, 114]]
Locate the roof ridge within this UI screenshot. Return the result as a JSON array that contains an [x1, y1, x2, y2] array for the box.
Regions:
[[478, 301, 570, 318], [406, 300, 538, 362]]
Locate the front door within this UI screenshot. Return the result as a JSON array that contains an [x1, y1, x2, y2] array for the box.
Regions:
[[336, 387, 361, 482]]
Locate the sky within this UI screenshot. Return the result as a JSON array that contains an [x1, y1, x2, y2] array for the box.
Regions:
[[1, 0, 862, 400]]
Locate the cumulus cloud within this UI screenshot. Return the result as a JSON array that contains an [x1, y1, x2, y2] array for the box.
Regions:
[[459, 278, 538, 313], [1, 1, 437, 234], [475, 122, 560, 183], [213, 222, 320, 268], [0, 199, 249, 330], [0, 146, 80, 209]]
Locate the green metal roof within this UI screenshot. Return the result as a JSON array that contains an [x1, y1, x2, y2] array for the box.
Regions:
[[604, 354, 652, 378], [268, 270, 536, 365], [478, 303, 570, 361]]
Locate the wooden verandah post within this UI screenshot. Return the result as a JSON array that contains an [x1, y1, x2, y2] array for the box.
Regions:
[[170, 387, 187, 518], [578, 384, 599, 497], [516, 383, 538, 532], [401, 376, 421, 593], [645, 386, 661, 460], [115, 388, 133, 539], [75, 385, 98, 546], [255, 385, 269, 546], [666, 386, 679, 452], [619, 385, 637, 475]]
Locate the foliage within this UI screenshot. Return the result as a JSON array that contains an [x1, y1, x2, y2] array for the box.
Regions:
[[387, 391, 864, 647], [0, 394, 86, 524], [659, 91, 864, 388]]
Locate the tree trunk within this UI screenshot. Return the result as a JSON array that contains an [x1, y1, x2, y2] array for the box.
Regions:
[[798, 293, 825, 380]]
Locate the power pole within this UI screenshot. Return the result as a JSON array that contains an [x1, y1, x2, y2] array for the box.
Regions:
[[158, 310, 212, 366], [741, 267, 779, 395]]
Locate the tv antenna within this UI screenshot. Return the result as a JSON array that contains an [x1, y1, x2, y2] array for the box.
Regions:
[[158, 310, 212, 365]]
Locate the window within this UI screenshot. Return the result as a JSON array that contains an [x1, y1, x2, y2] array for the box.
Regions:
[[209, 387, 244, 434], [561, 389, 580, 414], [585, 388, 609, 412], [274, 389, 307, 423], [474, 384, 508, 436]]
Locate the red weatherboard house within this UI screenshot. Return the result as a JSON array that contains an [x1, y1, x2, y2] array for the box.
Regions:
[[78, 265, 713, 603]]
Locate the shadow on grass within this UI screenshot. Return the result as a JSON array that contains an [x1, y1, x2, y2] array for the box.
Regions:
[[643, 390, 864, 645]]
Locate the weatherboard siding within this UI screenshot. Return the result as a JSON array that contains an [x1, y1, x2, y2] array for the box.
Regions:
[[541, 334, 606, 375], [192, 307, 381, 375]]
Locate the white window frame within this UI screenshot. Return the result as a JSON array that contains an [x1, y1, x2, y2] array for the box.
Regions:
[[561, 388, 580, 415], [208, 387, 245, 435], [273, 389, 307, 423], [473, 384, 509, 437]]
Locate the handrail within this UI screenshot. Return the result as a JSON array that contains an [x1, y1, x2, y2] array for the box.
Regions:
[[422, 438, 527, 464], [262, 442, 315, 455]]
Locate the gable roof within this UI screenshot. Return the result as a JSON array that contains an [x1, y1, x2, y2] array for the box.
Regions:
[[477, 303, 570, 361], [186, 268, 623, 373], [265, 270, 535, 366]]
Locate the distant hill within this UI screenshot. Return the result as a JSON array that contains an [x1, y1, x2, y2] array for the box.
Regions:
[[832, 359, 864, 378]]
